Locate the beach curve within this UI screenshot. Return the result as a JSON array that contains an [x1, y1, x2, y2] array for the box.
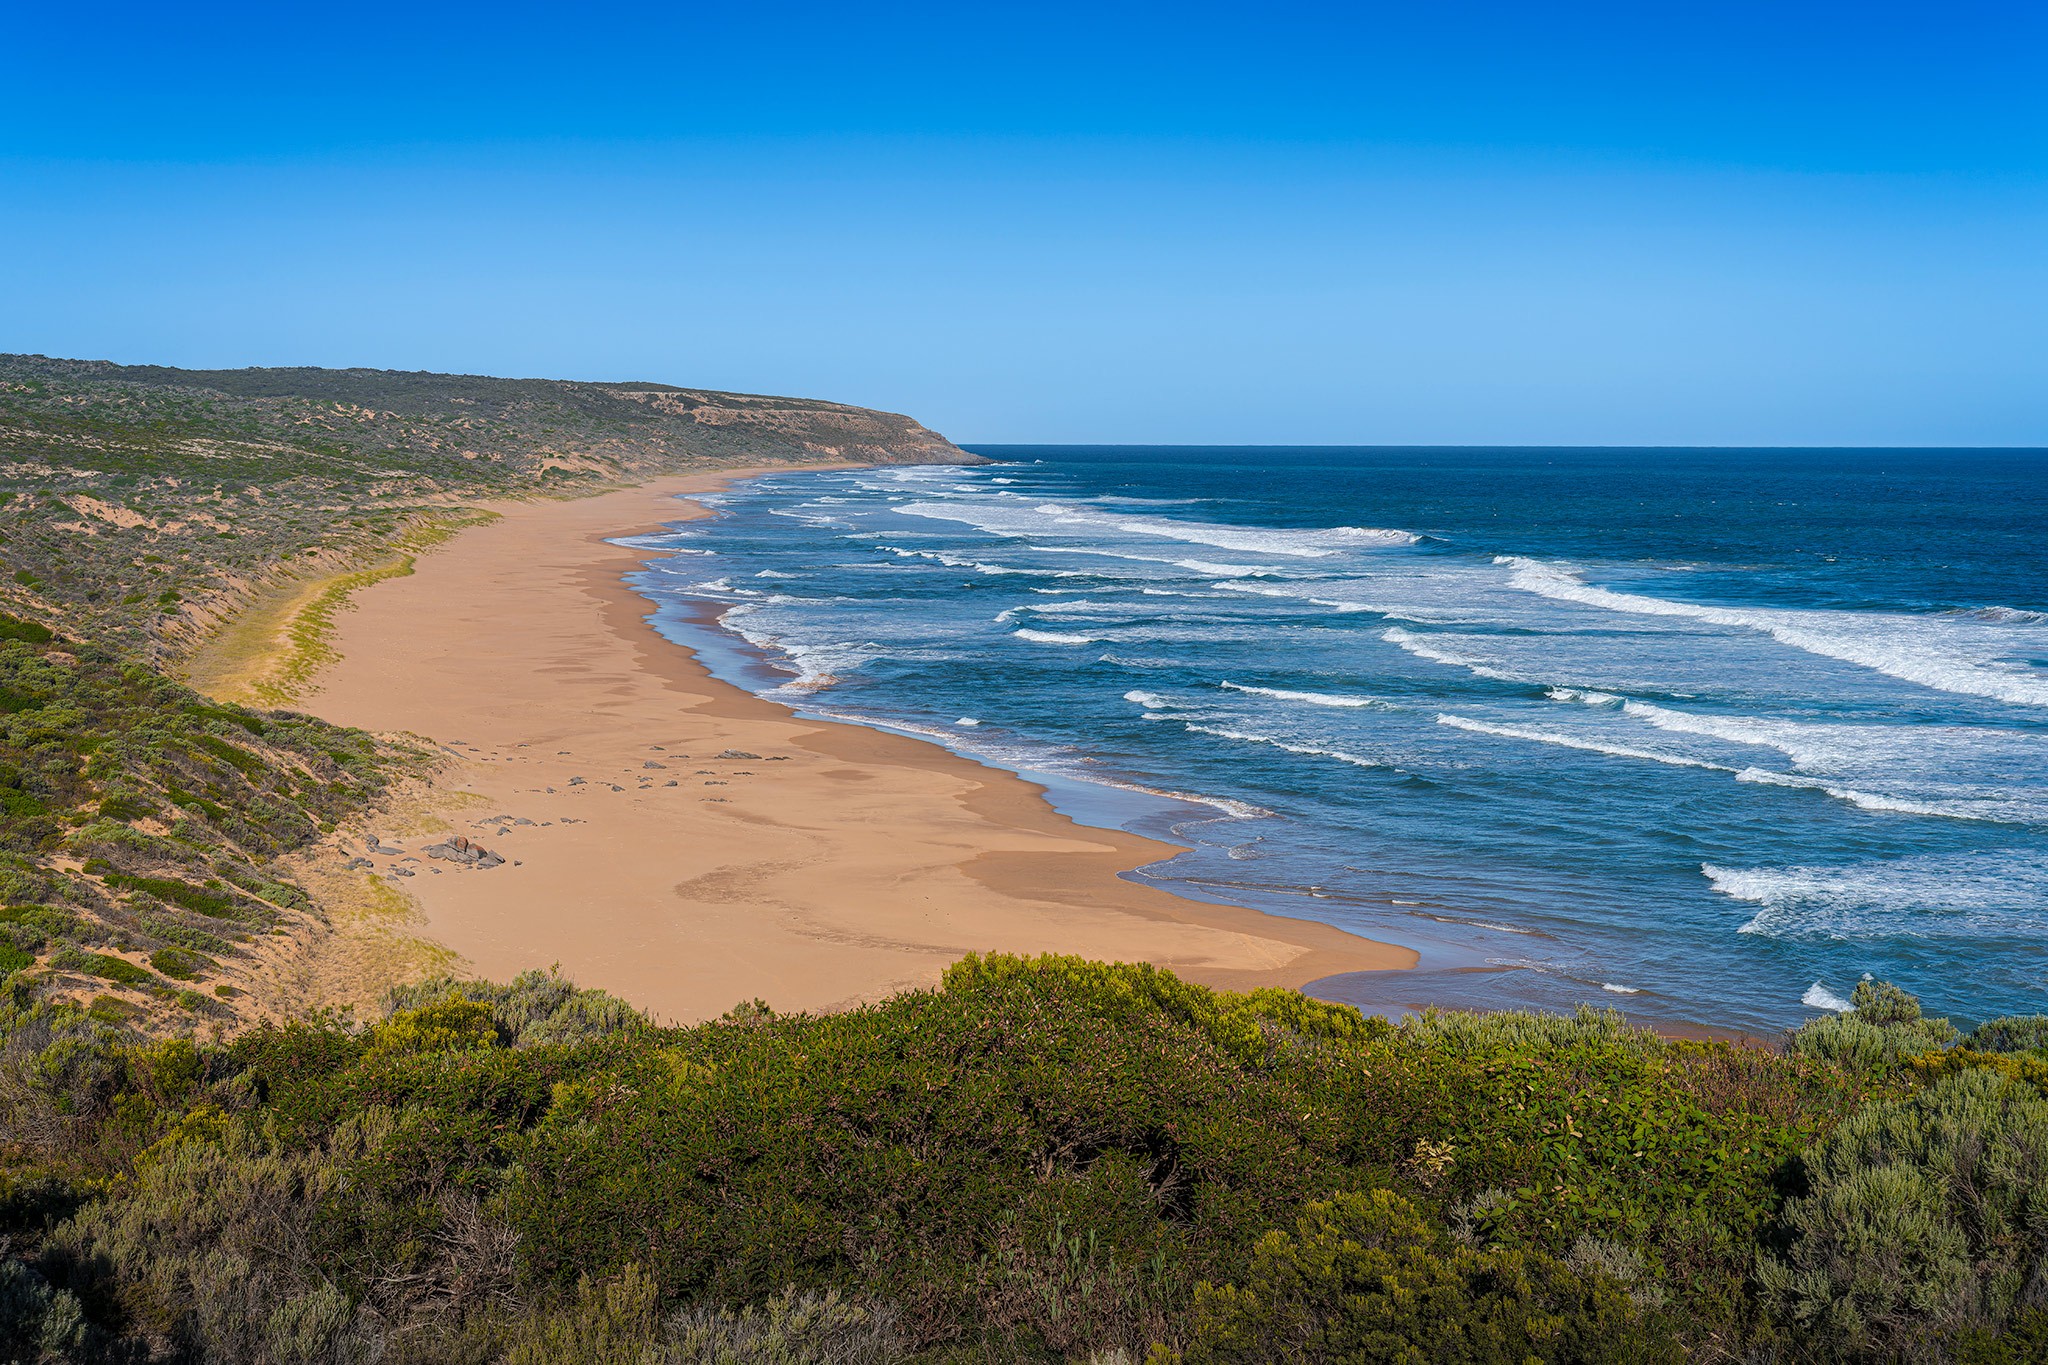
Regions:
[[286, 465, 1414, 1023]]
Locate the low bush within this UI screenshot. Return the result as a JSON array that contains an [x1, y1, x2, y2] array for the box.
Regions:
[[1758, 1067, 2048, 1360], [1969, 1016, 2048, 1056], [1790, 980, 1961, 1072], [147, 947, 206, 981], [79, 954, 150, 987], [1168, 1188, 1680, 1363], [0, 960, 2033, 1361]]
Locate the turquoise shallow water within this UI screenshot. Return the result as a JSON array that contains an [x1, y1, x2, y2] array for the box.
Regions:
[[621, 447, 2048, 1032]]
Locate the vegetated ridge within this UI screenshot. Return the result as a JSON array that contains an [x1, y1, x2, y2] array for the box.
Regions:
[[0, 354, 967, 1038], [0, 352, 969, 658]]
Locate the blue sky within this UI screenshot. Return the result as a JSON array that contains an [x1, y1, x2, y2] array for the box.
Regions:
[[3, 1, 2043, 444]]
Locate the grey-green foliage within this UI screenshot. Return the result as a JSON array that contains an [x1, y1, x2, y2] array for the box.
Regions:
[[1758, 1068, 2048, 1359], [1851, 979, 1932, 1026], [0, 994, 127, 1149], [666, 1287, 906, 1364], [0, 1258, 89, 1364], [380, 968, 649, 1048], [1970, 1016, 2048, 1056], [1398, 1003, 1640, 1051], [504, 1274, 904, 1365], [1790, 980, 1960, 1071], [48, 1108, 526, 1362]]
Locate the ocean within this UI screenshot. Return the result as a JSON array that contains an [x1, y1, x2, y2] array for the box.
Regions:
[[619, 447, 2048, 1033]]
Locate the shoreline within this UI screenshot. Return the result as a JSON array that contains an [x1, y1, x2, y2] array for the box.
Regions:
[[289, 465, 1416, 1024]]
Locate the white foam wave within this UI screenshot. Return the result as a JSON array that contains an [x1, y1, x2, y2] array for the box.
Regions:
[[1953, 605, 2048, 624], [1184, 724, 1385, 768], [1434, 713, 1726, 770], [717, 604, 868, 692], [1802, 982, 1854, 1012], [994, 598, 1135, 624], [1222, 682, 1391, 709], [1548, 689, 1856, 770], [1729, 768, 1976, 820], [895, 499, 1415, 558], [1012, 628, 1104, 645], [1123, 690, 1172, 710], [1709, 852, 2048, 939], [1214, 581, 1379, 611], [1438, 712, 2023, 822], [1601, 983, 1642, 995], [1033, 546, 1289, 577], [1382, 627, 1530, 682], [1500, 556, 2048, 707], [880, 545, 1081, 577]]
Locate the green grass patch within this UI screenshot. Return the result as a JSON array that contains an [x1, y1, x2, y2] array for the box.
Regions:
[[102, 873, 244, 919], [84, 953, 151, 986], [148, 947, 208, 980]]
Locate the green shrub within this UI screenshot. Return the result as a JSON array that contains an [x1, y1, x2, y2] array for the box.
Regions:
[[1758, 1068, 2048, 1359], [138, 915, 229, 956], [1789, 982, 1959, 1075], [1169, 1189, 1680, 1363], [0, 1258, 89, 1362], [1912, 1047, 2048, 1099], [1851, 979, 1931, 1026], [1969, 1016, 2048, 1056], [381, 967, 649, 1048], [101, 874, 243, 920], [366, 998, 499, 1055], [96, 792, 156, 821], [0, 613, 54, 644], [148, 947, 207, 981], [0, 996, 129, 1148], [0, 944, 30, 977], [88, 995, 143, 1025], [79, 953, 150, 987], [505, 1265, 663, 1365]]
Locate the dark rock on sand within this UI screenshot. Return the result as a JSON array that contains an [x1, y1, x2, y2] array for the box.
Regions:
[[423, 835, 506, 868]]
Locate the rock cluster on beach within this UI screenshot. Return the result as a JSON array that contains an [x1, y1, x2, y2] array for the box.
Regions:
[[422, 835, 506, 868]]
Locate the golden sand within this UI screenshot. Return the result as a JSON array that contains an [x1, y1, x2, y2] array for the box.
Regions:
[[293, 468, 1414, 1023]]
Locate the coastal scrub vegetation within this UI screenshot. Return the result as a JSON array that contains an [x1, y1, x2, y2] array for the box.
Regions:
[[0, 354, 965, 661], [2, 955, 2044, 1363], [0, 355, 972, 1034], [0, 610, 398, 1021]]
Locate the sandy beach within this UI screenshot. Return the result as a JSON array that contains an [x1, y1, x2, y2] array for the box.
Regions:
[[295, 465, 1414, 1023]]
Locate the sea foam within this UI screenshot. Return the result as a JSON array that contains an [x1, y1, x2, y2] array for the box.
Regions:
[[1499, 556, 2048, 707]]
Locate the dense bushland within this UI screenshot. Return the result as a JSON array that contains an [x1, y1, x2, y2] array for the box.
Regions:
[[4, 956, 2042, 1362]]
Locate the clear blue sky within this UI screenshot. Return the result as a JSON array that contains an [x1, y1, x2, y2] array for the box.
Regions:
[[3, 1, 2043, 444]]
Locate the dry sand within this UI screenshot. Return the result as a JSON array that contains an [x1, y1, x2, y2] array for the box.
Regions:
[[300, 466, 1415, 1023]]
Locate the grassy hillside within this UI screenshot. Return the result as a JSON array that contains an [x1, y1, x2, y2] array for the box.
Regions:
[[2, 957, 2045, 1362], [0, 355, 969, 1037], [0, 353, 968, 659]]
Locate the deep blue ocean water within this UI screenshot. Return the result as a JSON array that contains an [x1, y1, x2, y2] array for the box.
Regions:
[[621, 447, 2048, 1032]]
